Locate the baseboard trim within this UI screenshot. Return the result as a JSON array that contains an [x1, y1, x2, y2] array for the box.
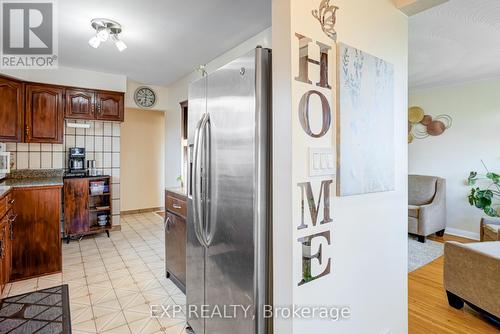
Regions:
[[121, 207, 164, 215], [445, 227, 480, 241]]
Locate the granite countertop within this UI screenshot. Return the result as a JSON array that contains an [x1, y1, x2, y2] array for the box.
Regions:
[[0, 185, 12, 198], [166, 187, 187, 197], [1, 169, 64, 189], [1, 177, 63, 188]]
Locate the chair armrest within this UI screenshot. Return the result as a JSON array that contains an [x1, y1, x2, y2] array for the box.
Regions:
[[418, 179, 446, 235]]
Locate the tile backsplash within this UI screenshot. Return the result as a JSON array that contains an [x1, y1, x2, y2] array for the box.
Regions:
[[3, 120, 122, 225]]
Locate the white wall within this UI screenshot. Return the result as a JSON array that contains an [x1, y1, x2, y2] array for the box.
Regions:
[[164, 27, 272, 188], [0, 66, 127, 92], [409, 78, 500, 239], [125, 81, 169, 111], [273, 0, 408, 333]]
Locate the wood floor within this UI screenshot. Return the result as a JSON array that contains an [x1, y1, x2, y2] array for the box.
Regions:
[[408, 234, 499, 333]]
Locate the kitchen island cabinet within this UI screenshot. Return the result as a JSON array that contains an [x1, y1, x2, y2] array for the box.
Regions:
[[165, 188, 187, 292]]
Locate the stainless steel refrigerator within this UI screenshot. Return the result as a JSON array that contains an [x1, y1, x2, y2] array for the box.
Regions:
[[186, 47, 271, 334]]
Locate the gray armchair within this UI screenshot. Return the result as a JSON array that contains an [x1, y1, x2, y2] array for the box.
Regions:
[[408, 175, 447, 242]]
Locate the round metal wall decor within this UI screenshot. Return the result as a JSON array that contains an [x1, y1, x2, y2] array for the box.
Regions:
[[408, 106, 452, 143], [134, 86, 156, 108]]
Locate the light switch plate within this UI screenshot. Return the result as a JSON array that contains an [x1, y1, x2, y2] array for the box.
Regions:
[[309, 147, 335, 177]]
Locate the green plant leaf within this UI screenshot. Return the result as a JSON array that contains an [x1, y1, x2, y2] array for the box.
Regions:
[[484, 206, 498, 217], [486, 172, 500, 184], [468, 171, 478, 185]]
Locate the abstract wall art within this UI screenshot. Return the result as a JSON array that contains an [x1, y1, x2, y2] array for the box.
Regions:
[[408, 106, 452, 143], [336, 43, 395, 196]]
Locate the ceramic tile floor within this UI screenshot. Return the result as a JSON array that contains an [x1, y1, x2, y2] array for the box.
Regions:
[[1, 212, 188, 334]]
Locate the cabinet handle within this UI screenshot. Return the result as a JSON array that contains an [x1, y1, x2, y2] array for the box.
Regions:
[[172, 204, 182, 209], [8, 213, 17, 222], [25, 125, 30, 141], [91, 104, 95, 114], [9, 199, 15, 205], [165, 216, 171, 233]]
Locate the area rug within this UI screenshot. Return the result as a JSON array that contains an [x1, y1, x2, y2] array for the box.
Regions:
[[408, 236, 444, 272], [0, 285, 71, 333]]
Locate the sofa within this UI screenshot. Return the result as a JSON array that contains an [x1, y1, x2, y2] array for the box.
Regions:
[[408, 175, 447, 242], [444, 241, 500, 322]]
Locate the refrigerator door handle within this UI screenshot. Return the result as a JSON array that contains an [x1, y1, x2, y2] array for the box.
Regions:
[[193, 113, 210, 248], [203, 116, 214, 247]]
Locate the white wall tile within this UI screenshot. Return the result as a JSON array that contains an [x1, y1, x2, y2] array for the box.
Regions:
[[103, 152, 112, 168], [75, 135, 85, 148], [29, 143, 40, 152], [53, 152, 63, 169], [112, 199, 120, 215], [103, 137, 112, 152], [17, 152, 29, 169], [112, 123, 120, 137], [112, 168, 120, 184], [104, 123, 112, 136], [29, 152, 40, 169], [95, 152, 103, 168], [41, 144, 52, 152], [94, 122, 104, 136], [17, 143, 29, 152], [112, 152, 120, 168], [112, 137, 120, 152], [65, 125, 75, 135], [6, 143, 16, 151], [112, 184, 120, 200], [85, 136, 94, 152], [53, 144, 64, 152], [41, 152, 52, 169], [94, 137, 103, 152], [85, 122, 94, 136], [86, 151, 94, 162], [65, 135, 75, 149]]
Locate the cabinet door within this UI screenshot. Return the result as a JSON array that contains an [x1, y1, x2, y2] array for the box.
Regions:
[[165, 212, 186, 287], [11, 186, 62, 280], [64, 178, 89, 235], [25, 84, 64, 143], [0, 76, 23, 142], [96, 91, 124, 122], [65, 88, 95, 120], [0, 221, 6, 291]]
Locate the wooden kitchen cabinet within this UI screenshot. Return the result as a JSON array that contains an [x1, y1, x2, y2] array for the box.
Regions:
[[65, 88, 96, 120], [25, 84, 64, 144], [96, 91, 124, 122], [0, 190, 15, 293], [11, 185, 62, 280], [64, 176, 112, 242], [0, 76, 24, 142], [165, 190, 187, 292]]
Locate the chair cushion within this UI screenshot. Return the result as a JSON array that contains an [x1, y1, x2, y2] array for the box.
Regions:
[[484, 224, 500, 241], [408, 175, 437, 206], [408, 205, 420, 218], [463, 241, 500, 259]]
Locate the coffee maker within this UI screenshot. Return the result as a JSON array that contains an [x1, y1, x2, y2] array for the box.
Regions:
[[68, 148, 86, 174]]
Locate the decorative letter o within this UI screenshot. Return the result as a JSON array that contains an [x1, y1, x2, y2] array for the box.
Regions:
[[298, 90, 331, 138]]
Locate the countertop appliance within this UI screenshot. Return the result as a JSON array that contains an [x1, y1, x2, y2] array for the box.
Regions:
[[0, 143, 10, 180], [186, 47, 271, 334], [68, 147, 86, 174]]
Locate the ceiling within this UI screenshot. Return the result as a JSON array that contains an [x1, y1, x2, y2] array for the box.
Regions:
[[58, 0, 271, 86], [409, 0, 500, 89]]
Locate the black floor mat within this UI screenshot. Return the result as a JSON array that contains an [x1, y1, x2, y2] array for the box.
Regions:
[[0, 284, 71, 334]]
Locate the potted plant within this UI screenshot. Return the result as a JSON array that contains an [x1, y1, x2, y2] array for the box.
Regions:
[[467, 162, 500, 217]]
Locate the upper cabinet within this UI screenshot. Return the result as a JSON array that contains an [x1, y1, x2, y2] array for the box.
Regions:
[[25, 84, 64, 144], [96, 91, 124, 122], [65, 89, 124, 122], [0, 75, 125, 143], [0, 77, 23, 142], [65, 88, 95, 120]]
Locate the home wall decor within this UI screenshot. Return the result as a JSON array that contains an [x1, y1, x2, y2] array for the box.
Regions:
[[336, 43, 395, 196], [407, 106, 452, 143]]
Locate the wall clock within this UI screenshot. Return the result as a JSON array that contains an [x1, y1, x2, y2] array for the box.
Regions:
[[134, 86, 156, 108]]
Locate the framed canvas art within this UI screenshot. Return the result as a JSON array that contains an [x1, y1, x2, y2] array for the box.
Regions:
[[336, 43, 395, 196]]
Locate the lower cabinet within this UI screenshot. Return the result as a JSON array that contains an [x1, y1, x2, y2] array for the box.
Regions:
[[165, 190, 187, 292], [0, 190, 15, 293], [11, 186, 62, 281]]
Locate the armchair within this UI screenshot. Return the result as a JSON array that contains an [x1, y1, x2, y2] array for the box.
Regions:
[[408, 175, 447, 242]]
